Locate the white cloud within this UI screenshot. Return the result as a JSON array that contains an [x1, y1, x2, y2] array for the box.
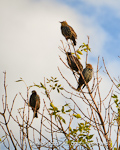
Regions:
[[0, 0, 110, 96]]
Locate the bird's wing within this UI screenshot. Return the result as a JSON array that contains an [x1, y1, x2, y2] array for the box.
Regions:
[[68, 25, 77, 38], [61, 26, 71, 37], [35, 95, 40, 110]]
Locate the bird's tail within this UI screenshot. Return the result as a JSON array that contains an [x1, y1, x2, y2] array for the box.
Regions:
[[82, 84, 86, 89], [34, 111, 38, 118], [77, 84, 82, 91], [72, 37, 76, 46]]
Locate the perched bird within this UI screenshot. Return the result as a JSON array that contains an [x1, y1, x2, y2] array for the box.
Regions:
[[60, 21, 77, 46], [77, 64, 93, 90], [66, 52, 83, 73], [29, 90, 40, 118]]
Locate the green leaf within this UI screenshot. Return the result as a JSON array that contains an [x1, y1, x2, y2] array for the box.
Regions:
[[79, 45, 84, 48], [62, 118, 66, 124], [73, 129, 78, 134], [58, 84, 61, 87], [34, 84, 41, 88], [67, 140, 72, 145], [58, 115, 62, 120], [114, 99, 118, 104], [40, 82, 44, 87], [40, 82, 46, 89], [50, 103, 54, 108], [112, 94, 118, 98], [73, 114, 81, 118], [78, 137, 83, 142], [79, 123, 84, 125], [52, 87, 55, 90], [88, 48, 91, 51], [76, 54, 81, 59], [66, 109, 71, 112], [57, 89, 60, 93], [76, 50, 83, 55], [61, 106, 64, 113], [54, 107, 58, 111], [55, 83, 57, 86], [57, 110, 60, 113], [49, 108, 54, 111], [52, 112, 56, 115], [86, 134, 94, 139], [88, 140, 93, 143], [117, 84, 120, 87], [69, 127, 72, 131], [15, 79, 23, 82], [29, 85, 33, 88], [64, 103, 69, 106], [78, 133, 84, 136], [55, 114, 57, 120], [110, 140, 112, 147], [83, 49, 87, 52], [45, 91, 49, 97]]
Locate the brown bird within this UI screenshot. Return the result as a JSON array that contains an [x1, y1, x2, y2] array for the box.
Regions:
[[77, 64, 93, 90], [29, 90, 40, 118], [60, 21, 77, 46], [66, 52, 83, 73]]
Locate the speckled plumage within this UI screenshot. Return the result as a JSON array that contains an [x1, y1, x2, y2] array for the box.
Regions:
[[60, 21, 77, 46], [66, 52, 83, 72], [77, 64, 93, 90], [29, 90, 40, 118]]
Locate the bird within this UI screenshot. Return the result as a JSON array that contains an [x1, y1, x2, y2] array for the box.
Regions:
[[29, 90, 40, 118], [60, 21, 77, 46], [66, 52, 83, 73], [77, 64, 93, 90]]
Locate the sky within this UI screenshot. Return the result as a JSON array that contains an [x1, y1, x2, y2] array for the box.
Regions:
[[0, 0, 120, 149]]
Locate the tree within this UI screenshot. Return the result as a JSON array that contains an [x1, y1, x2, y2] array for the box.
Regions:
[[0, 38, 120, 150]]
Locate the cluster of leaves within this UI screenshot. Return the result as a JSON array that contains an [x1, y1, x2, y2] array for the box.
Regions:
[[75, 43, 91, 59], [46, 77, 64, 93], [112, 94, 120, 127], [67, 121, 94, 149], [16, 77, 64, 95], [49, 103, 71, 124], [34, 77, 64, 94], [49, 101, 94, 149]]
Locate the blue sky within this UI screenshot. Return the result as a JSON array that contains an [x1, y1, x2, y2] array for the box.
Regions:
[[61, 0, 120, 56], [57, 0, 120, 58], [0, 0, 120, 149]]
